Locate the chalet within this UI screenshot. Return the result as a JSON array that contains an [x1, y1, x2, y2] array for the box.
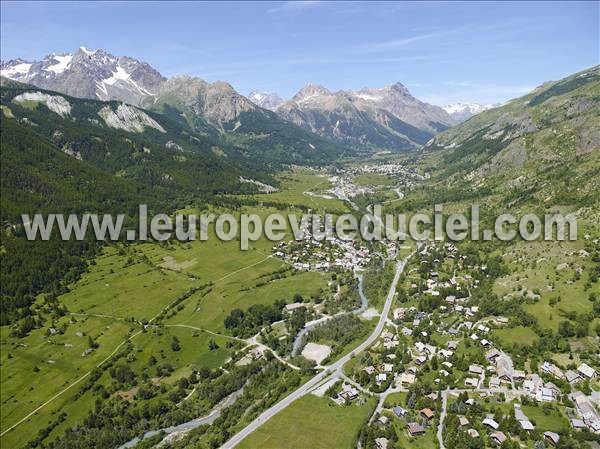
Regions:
[[544, 431, 560, 446], [519, 420, 534, 431], [467, 429, 479, 438], [375, 437, 389, 449], [284, 302, 305, 313], [447, 341, 459, 350], [477, 324, 490, 333], [399, 372, 416, 386], [469, 364, 484, 375], [363, 366, 376, 375], [383, 363, 394, 373], [489, 377, 501, 389], [393, 406, 407, 417], [539, 387, 555, 403], [465, 378, 479, 387], [540, 361, 562, 378], [415, 356, 427, 366], [512, 370, 526, 380], [340, 386, 359, 401], [249, 347, 264, 360], [439, 349, 453, 358], [570, 418, 586, 430], [401, 327, 413, 337], [458, 416, 469, 427], [482, 417, 500, 430], [565, 370, 581, 384], [491, 431, 507, 445], [393, 308, 406, 320], [420, 408, 434, 420], [376, 373, 387, 383], [486, 349, 501, 361], [378, 415, 389, 426], [577, 363, 596, 379], [407, 422, 426, 437]]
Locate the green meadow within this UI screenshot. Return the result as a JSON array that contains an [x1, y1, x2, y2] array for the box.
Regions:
[[1, 196, 337, 448], [237, 395, 376, 449], [240, 171, 349, 212]]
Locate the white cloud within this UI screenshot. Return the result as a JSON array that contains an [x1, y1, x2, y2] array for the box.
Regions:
[[267, 1, 321, 14], [354, 31, 443, 53]]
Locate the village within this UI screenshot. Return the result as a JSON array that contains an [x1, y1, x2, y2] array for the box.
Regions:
[[264, 237, 599, 448]]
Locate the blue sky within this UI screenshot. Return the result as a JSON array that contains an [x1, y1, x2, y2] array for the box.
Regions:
[[1, 1, 598, 105]]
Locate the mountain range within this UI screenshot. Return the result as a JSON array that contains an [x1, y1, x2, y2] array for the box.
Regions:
[[442, 102, 497, 122], [2, 47, 463, 154]]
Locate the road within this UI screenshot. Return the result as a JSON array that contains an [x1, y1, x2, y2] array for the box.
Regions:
[[437, 390, 449, 449], [220, 250, 416, 449]]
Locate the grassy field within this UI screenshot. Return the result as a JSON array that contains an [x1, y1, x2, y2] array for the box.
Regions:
[[169, 268, 328, 333], [492, 326, 540, 347], [521, 405, 570, 432], [240, 171, 349, 212], [59, 246, 200, 320], [0, 315, 137, 447], [237, 395, 376, 449], [493, 239, 596, 332], [1, 200, 335, 447], [383, 391, 408, 408], [355, 173, 395, 186]]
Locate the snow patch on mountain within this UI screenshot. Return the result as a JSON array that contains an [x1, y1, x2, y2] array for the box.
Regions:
[[45, 55, 73, 74], [13, 91, 72, 117], [1, 61, 32, 79], [98, 103, 165, 133]]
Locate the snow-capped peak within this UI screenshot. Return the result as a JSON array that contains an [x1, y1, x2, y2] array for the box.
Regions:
[[248, 90, 284, 110], [79, 46, 96, 56], [442, 102, 497, 122], [1, 47, 165, 106]]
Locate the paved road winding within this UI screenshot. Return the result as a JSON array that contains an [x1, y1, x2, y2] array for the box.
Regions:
[[220, 250, 416, 449]]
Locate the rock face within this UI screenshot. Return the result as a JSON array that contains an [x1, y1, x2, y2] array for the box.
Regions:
[[98, 103, 166, 133], [276, 82, 456, 150], [13, 91, 72, 117]]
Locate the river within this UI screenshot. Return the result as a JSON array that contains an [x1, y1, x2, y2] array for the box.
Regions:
[[117, 387, 244, 449]]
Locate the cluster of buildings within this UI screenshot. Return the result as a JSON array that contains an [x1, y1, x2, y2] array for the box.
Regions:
[[273, 235, 371, 273]]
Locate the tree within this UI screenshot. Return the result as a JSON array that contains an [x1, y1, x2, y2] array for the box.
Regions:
[[171, 336, 181, 351], [87, 335, 98, 349], [208, 338, 219, 350]]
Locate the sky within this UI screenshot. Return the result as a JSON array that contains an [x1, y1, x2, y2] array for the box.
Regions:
[[1, 1, 598, 105]]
